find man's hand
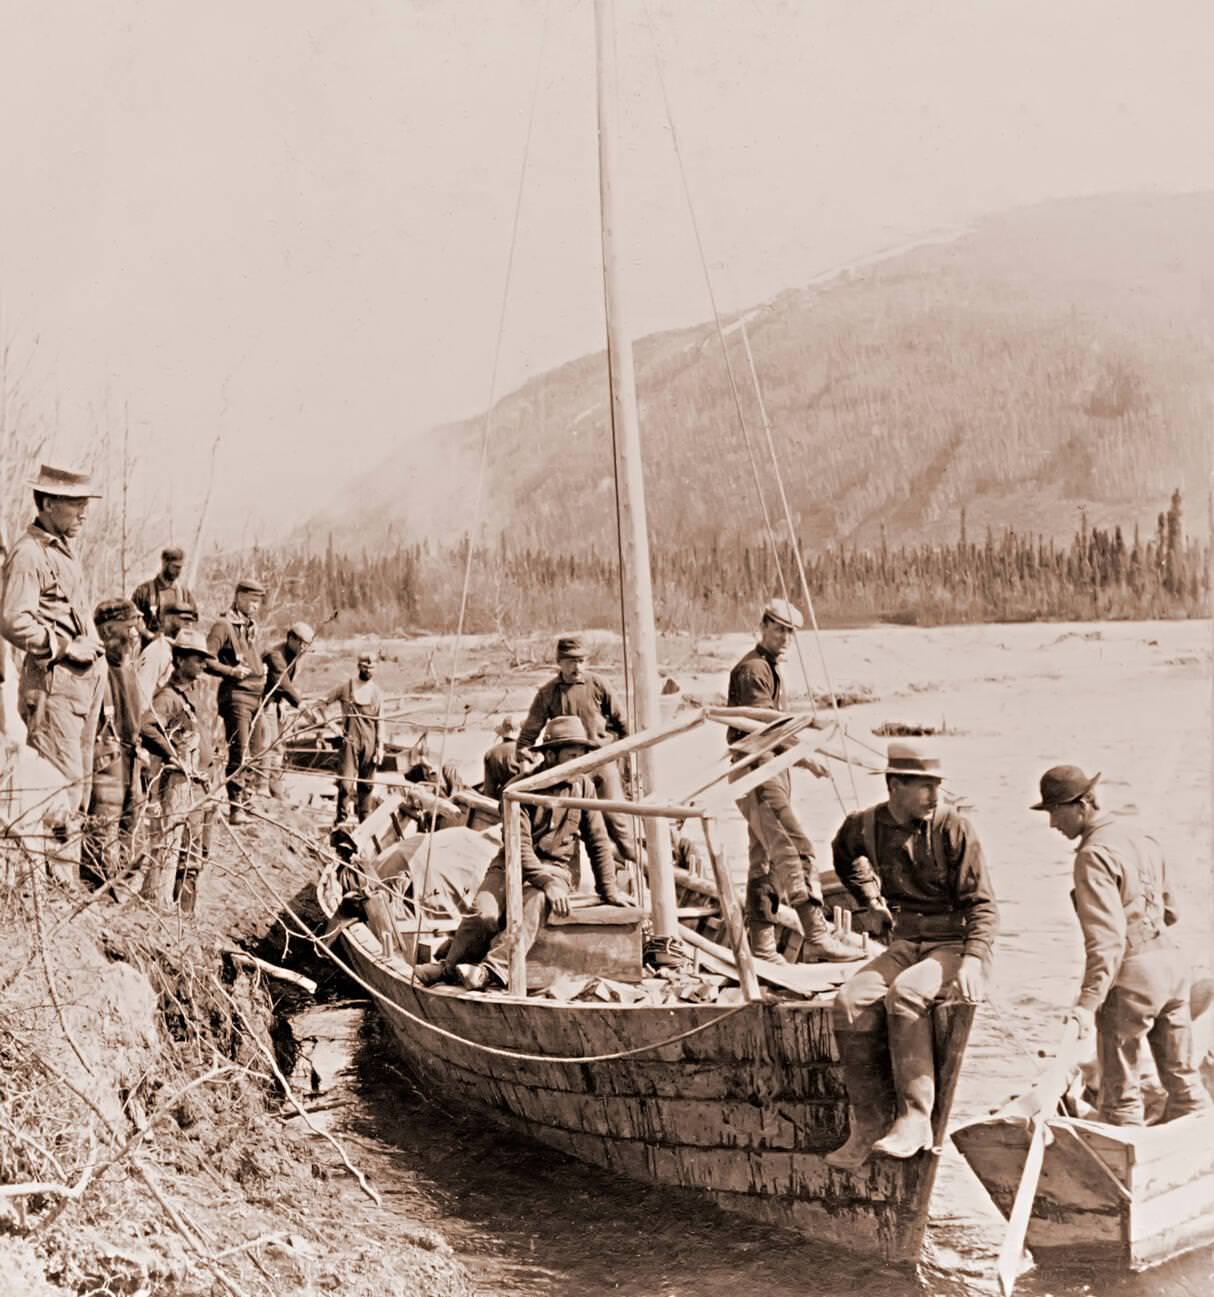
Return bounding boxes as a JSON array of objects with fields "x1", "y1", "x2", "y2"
[
  {"x1": 374, "y1": 747, "x2": 385, "y2": 768},
  {"x1": 542, "y1": 877, "x2": 571, "y2": 917},
  {"x1": 949, "y1": 955, "x2": 986, "y2": 1004},
  {"x1": 856, "y1": 897, "x2": 894, "y2": 937},
  {"x1": 61, "y1": 635, "x2": 101, "y2": 666},
  {"x1": 1066, "y1": 1004, "x2": 1095, "y2": 1035},
  {"x1": 232, "y1": 664, "x2": 251, "y2": 681},
  {"x1": 796, "y1": 755, "x2": 829, "y2": 779}
]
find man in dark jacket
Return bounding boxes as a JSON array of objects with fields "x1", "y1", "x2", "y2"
[
  {"x1": 259, "y1": 621, "x2": 314, "y2": 798},
  {"x1": 826, "y1": 742, "x2": 998, "y2": 1168},
  {"x1": 206, "y1": 578, "x2": 267, "y2": 823},
  {"x1": 131, "y1": 546, "x2": 196, "y2": 636},
  {"x1": 482, "y1": 717, "x2": 521, "y2": 802},
  {"x1": 728, "y1": 599, "x2": 859, "y2": 964},
  {"x1": 417, "y1": 716, "x2": 626, "y2": 991},
  {"x1": 517, "y1": 636, "x2": 635, "y2": 862}
]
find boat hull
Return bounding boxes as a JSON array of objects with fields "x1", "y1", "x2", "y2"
[{"x1": 340, "y1": 917, "x2": 974, "y2": 1263}]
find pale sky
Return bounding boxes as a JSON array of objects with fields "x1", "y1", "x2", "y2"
[{"x1": 1, "y1": 0, "x2": 1210, "y2": 549}]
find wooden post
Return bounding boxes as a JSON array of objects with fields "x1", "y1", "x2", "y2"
[
  {"x1": 700, "y1": 816, "x2": 760, "y2": 1002},
  {"x1": 594, "y1": 0, "x2": 677, "y2": 942},
  {"x1": 503, "y1": 796, "x2": 527, "y2": 995}
]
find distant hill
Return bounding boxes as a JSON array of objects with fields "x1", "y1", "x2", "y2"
[{"x1": 298, "y1": 192, "x2": 1213, "y2": 557}]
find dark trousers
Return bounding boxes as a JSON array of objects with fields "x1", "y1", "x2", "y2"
[
  {"x1": 219, "y1": 690, "x2": 261, "y2": 808},
  {"x1": 336, "y1": 737, "x2": 377, "y2": 824},
  {"x1": 83, "y1": 756, "x2": 144, "y2": 887},
  {"x1": 739, "y1": 770, "x2": 821, "y2": 910},
  {"x1": 593, "y1": 760, "x2": 635, "y2": 860}
]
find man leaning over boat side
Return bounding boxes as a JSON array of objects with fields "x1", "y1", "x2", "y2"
[
  {"x1": 825, "y1": 742, "x2": 997, "y2": 1169},
  {"x1": 516, "y1": 635, "x2": 636, "y2": 864},
  {"x1": 415, "y1": 715, "x2": 627, "y2": 992},
  {"x1": 1033, "y1": 765, "x2": 1211, "y2": 1126},
  {"x1": 727, "y1": 598, "x2": 860, "y2": 964}
]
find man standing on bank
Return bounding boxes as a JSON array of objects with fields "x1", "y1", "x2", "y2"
[
  {"x1": 1033, "y1": 765, "x2": 1210, "y2": 1125},
  {"x1": 206, "y1": 578, "x2": 267, "y2": 824},
  {"x1": 517, "y1": 636, "x2": 635, "y2": 863},
  {"x1": 826, "y1": 742, "x2": 997, "y2": 1169},
  {"x1": 259, "y1": 621, "x2": 314, "y2": 799},
  {"x1": 136, "y1": 596, "x2": 200, "y2": 712},
  {"x1": 132, "y1": 546, "x2": 196, "y2": 636},
  {"x1": 311, "y1": 652, "x2": 383, "y2": 826},
  {"x1": 0, "y1": 465, "x2": 106, "y2": 862},
  {"x1": 727, "y1": 598, "x2": 860, "y2": 964}
]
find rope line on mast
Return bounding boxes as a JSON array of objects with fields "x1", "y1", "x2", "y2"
[{"x1": 408, "y1": 0, "x2": 553, "y2": 980}]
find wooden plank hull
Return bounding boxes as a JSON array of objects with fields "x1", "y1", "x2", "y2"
[
  {"x1": 953, "y1": 1105, "x2": 1214, "y2": 1272},
  {"x1": 340, "y1": 917, "x2": 974, "y2": 1263}
]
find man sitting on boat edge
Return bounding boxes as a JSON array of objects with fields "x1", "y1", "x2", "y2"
[
  {"x1": 1033, "y1": 764, "x2": 1211, "y2": 1126},
  {"x1": 415, "y1": 715, "x2": 628, "y2": 991},
  {"x1": 825, "y1": 742, "x2": 998, "y2": 1169}
]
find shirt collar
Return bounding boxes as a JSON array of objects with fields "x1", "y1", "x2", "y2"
[
  {"x1": 28, "y1": 520, "x2": 74, "y2": 560},
  {"x1": 1076, "y1": 815, "x2": 1115, "y2": 850}
]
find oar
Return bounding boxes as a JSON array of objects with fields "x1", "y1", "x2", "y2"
[{"x1": 996, "y1": 1018, "x2": 1083, "y2": 1296}]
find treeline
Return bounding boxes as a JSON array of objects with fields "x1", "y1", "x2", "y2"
[{"x1": 209, "y1": 490, "x2": 1208, "y2": 636}]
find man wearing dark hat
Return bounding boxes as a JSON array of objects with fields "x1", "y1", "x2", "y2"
[
  {"x1": 517, "y1": 636, "x2": 635, "y2": 862},
  {"x1": 131, "y1": 546, "x2": 196, "y2": 637},
  {"x1": 727, "y1": 598, "x2": 859, "y2": 965},
  {"x1": 0, "y1": 465, "x2": 106, "y2": 861},
  {"x1": 416, "y1": 715, "x2": 627, "y2": 991},
  {"x1": 84, "y1": 598, "x2": 148, "y2": 888},
  {"x1": 825, "y1": 741, "x2": 997, "y2": 1168},
  {"x1": 1033, "y1": 765, "x2": 1209, "y2": 1126},
  {"x1": 258, "y1": 621, "x2": 315, "y2": 799},
  {"x1": 140, "y1": 629, "x2": 218, "y2": 912},
  {"x1": 481, "y1": 716, "x2": 521, "y2": 803},
  {"x1": 206, "y1": 578, "x2": 268, "y2": 823},
  {"x1": 310, "y1": 651, "x2": 384, "y2": 826}
]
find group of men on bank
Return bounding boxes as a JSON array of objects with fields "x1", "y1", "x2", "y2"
[{"x1": 0, "y1": 463, "x2": 383, "y2": 911}]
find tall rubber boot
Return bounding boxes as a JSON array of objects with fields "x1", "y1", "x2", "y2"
[
  {"x1": 872, "y1": 1011, "x2": 937, "y2": 1158},
  {"x1": 796, "y1": 900, "x2": 865, "y2": 963},
  {"x1": 825, "y1": 1029, "x2": 895, "y2": 1170},
  {"x1": 747, "y1": 921, "x2": 786, "y2": 964}
]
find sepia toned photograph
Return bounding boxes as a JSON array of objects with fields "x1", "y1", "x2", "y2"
[{"x1": 0, "y1": 2, "x2": 1210, "y2": 1294}]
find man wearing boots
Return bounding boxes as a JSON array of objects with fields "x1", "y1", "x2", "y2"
[
  {"x1": 727, "y1": 598, "x2": 860, "y2": 964},
  {"x1": 139, "y1": 629, "x2": 217, "y2": 913},
  {"x1": 825, "y1": 742, "x2": 997, "y2": 1169},
  {"x1": 206, "y1": 578, "x2": 267, "y2": 824},
  {"x1": 1033, "y1": 765, "x2": 1210, "y2": 1125},
  {"x1": 416, "y1": 716, "x2": 626, "y2": 991},
  {"x1": 310, "y1": 651, "x2": 383, "y2": 826}
]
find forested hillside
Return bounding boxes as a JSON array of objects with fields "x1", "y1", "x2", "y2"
[{"x1": 300, "y1": 191, "x2": 1212, "y2": 557}]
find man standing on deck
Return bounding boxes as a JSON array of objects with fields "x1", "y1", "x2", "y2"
[
  {"x1": 309, "y1": 652, "x2": 383, "y2": 826},
  {"x1": 259, "y1": 622, "x2": 315, "y2": 799},
  {"x1": 206, "y1": 578, "x2": 267, "y2": 824},
  {"x1": 825, "y1": 742, "x2": 997, "y2": 1168},
  {"x1": 0, "y1": 464, "x2": 106, "y2": 877},
  {"x1": 415, "y1": 716, "x2": 627, "y2": 991},
  {"x1": 131, "y1": 546, "x2": 196, "y2": 636},
  {"x1": 727, "y1": 599, "x2": 860, "y2": 964},
  {"x1": 517, "y1": 636, "x2": 636, "y2": 863},
  {"x1": 1033, "y1": 765, "x2": 1210, "y2": 1126}
]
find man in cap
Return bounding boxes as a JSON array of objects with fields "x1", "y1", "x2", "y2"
[
  {"x1": 727, "y1": 598, "x2": 860, "y2": 964},
  {"x1": 517, "y1": 636, "x2": 635, "y2": 863},
  {"x1": 0, "y1": 465, "x2": 106, "y2": 872},
  {"x1": 131, "y1": 546, "x2": 196, "y2": 637},
  {"x1": 258, "y1": 622, "x2": 315, "y2": 799},
  {"x1": 416, "y1": 715, "x2": 627, "y2": 991},
  {"x1": 825, "y1": 741, "x2": 998, "y2": 1168},
  {"x1": 206, "y1": 578, "x2": 268, "y2": 824},
  {"x1": 310, "y1": 651, "x2": 384, "y2": 826},
  {"x1": 140, "y1": 629, "x2": 218, "y2": 913},
  {"x1": 136, "y1": 595, "x2": 200, "y2": 712},
  {"x1": 482, "y1": 716, "x2": 521, "y2": 803},
  {"x1": 83, "y1": 599, "x2": 148, "y2": 889},
  {"x1": 1032, "y1": 765, "x2": 1209, "y2": 1125}
]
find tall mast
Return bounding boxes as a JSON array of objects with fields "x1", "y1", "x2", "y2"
[{"x1": 594, "y1": 0, "x2": 678, "y2": 942}]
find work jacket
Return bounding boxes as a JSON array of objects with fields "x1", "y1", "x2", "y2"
[
  {"x1": 131, "y1": 573, "x2": 196, "y2": 634},
  {"x1": 0, "y1": 522, "x2": 98, "y2": 663},
  {"x1": 503, "y1": 769, "x2": 616, "y2": 892},
  {"x1": 263, "y1": 640, "x2": 304, "y2": 708},
  {"x1": 517, "y1": 674, "x2": 628, "y2": 753},
  {"x1": 207, "y1": 609, "x2": 265, "y2": 699},
  {"x1": 726, "y1": 644, "x2": 788, "y2": 749}
]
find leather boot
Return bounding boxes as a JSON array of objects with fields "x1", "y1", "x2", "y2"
[
  {"x1": 825, "y1": 1029, "x2": 894, "y2": 1170},
  {"x1": 796, "y1": 901, "x2": 865, "y2": 963},
  {"x1": 872, "y1": 1012, "x2": 936, "y2": 1158},
  {"x1": 747, "y1": 921, "x2": 786, "y2": 964}
]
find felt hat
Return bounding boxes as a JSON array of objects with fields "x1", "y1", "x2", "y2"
[
  {"x1": 532, "y1": 716, "x2": 598, "y2": 752},
  {"x1": 170, "y1": 628, "x2": 216, "y2": 660},
  {"x1": 28, "y1": 464, "x2": 102, "y2": 498},
  {"x1": 877, "y1": 740, "x2": 948, "y2": 781},
  {"x1": 1031, "y1": 765, "x2": 1101, "y2": 810},
  {"x1": 495, "y1": 717, "x2": 516, "y2": 738},
  {"x1": 555, "y1": 635, "x2": 588, "y2": 661}
]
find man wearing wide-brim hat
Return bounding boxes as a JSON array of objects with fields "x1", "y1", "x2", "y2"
[
  {"x1": 139, "y1": 628, "x2": 219, "y2": 913},
  {"x1": 516, "y1": 635, "x2": 636, "y2": 863},
  {"x1": 416, "y1": 715, "x2": 627, "y2": 991},
  {"x1": 136, "y1": 594, "x2": 202, "y2": 713},
  {"x1": 481, "y1": 715, "x2": 520, "y2": 805},
  {"x1": 1032, "y1": 764, "x2": 1210, "y2": 1126},
  {"x1": 206, "y1": 578, "x2": 268, "y2": 823},
  {"x1": 726, "y1": 598, "x2": 860, "y2": 964},
  {"x1": 0, "y1": 465, "x2": 107, "y2": 872},
  {"x1": 825, "y1": 740, "x2": 999, "y2": 1169},
  {"x1": 131, "y1": 545, "x2": 196, "y2": 638}
]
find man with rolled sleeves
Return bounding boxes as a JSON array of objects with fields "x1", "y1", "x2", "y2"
[
  {"x1": 259, "y1": 621, "x2": 314, "y2": 799},
  {"x1": 1033, "y1": 765, "x2": 1210, "y2": 1126},
  {"x1": 727, "y1": 598, "x2": 860, "y2": 965},
  {"x1": 206, "y1": 578, "x2": 267, "y2": 824},
  {"x1": 517, "y1": 636, "x2": 635, "y2": 863},
  {"x1": 131, "y1": 546, "x2": 196, "y2": 637},
  {"x1": 0, "y1": 465, "x2": 106, "y2": 869},
  {"x1": 309, "y1": 651, "x2": 383, "y2": 826},
  {"x1": 826, "y1": 742, "x2": 997, "y2": 1168}
]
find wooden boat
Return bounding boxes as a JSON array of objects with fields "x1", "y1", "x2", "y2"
[
  {"x1": 314, "y1": 0, "x2": 979, "y2": 1264},
  {"x1": 952, "y1": 1000, "x2": 1214, "y2": 1274}
]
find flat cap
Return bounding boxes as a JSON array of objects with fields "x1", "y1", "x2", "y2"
[
  {"x1": 235, "y1": 577, "x2": 266, "y2": 595},
  {"x1": 555, "y1": 635, "x2": 588, "y2": 660},
  {"x1": 289, "y1": 621, "x2": 315, "y2": 645},
  {"x1": 160, "y1": 595, "x2": 198, "y2": 617},
  {"x1": 761, "y1": 598, "x2": 804, "y2": 631},
  {"x1": 161, "y1": 546, "x2": 185, "y2": 561},
  {"x1": 356, "y1": 651, "x2": 376, "y2": 665},
  {"x1": 94, "y1": 598, "x2": 140, "y2": 627}
]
